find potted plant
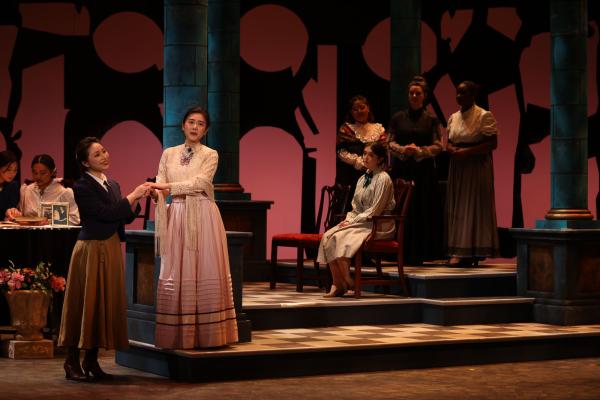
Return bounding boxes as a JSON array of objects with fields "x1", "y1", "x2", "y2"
[{"x1": 0, "y1": 261, "x2": 66, "y2": 341}]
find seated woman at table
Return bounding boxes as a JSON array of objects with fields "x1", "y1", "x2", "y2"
[
  {"x1": 317, "y1": 142, "x2": 396, "y2": 297},
  {"x1": 19, "y1": 154, "x2": 80, "y2": 225},
  {"x1": 0, "y1": 150, "x2": 20, "y2": 220}
]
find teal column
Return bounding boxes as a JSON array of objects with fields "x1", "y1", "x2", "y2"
[
  {"x1": 163, "y1": 0, "x2": 208, "y2": 149},
  {"x1": 543, "y1": 0, "x2": 593, "y2": 222},
  {"x1": 390, "y1": 0, "x2": 421, "y2": 114},
  {"x1": 208, "y1": 0, "x2": 247, "y2": 198}
]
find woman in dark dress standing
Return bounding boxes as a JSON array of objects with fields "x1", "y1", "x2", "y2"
[
  {"x1": 58, "y1": 137, "x2": 150, "y2": 381},
  {"x1": 336, "y1": 95, "x2": 387, "y2": 189},
  {"x1": 388, "y1": 76, "x2": 444, "y2": 265}
]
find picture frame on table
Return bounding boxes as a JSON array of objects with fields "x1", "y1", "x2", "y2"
[
  {"x1": 40, "y1": 202, "x2": 53, "y2": 221},
  {"x1": 51, "y1": 202, "x2": 69, "y2": 226},
  {"x1": 41, "y1": 202, "x2": 69, "y2": 226}
]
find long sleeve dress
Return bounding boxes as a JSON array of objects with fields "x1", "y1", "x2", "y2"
[
  {"x1": 154, "y1": 143, "x2": 238, "y2": 349},
  {"x1": 336, "y1": 122, "x2": 387, "y2": 187},
  {"x1": 317, "y1": 170, "x2": 395, "y2": 264},
  {"x1": 388, "y1": 107, "x2": 444, "y2": 265},
  {"x1": 19, "y1": 179, "x2": 80, "y2": 225},
  {"x1": 446, "y1": 104, "x2": 500, "y2": 258},
  {"x1": 59, "y1": 173, "x2": 137, "y2": 350}
]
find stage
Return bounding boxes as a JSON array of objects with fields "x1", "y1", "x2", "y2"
[{"x1": 116, "y1": 262, "x2": 600, "y2": 381}]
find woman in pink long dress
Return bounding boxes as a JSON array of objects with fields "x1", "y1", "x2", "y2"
[{"x1": 150, "y1": 106, "x2": 238, "y2": 349}]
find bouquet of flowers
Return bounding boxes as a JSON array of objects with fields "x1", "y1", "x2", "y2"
[{"x1": 0, "y1": 260, "x2": 66, "y2": 293}]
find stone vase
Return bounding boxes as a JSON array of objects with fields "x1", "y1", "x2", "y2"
[{"x1": 4, "y1": 290, "x2": 50, "y2": 341}]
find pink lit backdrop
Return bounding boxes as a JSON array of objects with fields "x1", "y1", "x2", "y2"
[{"x1": 1, "y1": 4, "x2": 598, "y2": 259}]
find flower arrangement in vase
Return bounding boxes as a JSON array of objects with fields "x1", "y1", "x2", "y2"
[{"x1": 0, "y1": 261, "x2": 66, "y2": 340}]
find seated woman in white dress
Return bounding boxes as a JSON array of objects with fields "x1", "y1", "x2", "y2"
[
  {"x1": 317, "y1": 142, "x2": 396, "y2": 297},
  {"x1": 19, "y1": 154, "x2": 80, "y2": 225}
]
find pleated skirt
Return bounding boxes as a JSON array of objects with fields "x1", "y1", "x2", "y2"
[
  {"x1": 58, "y1": 233, "x2": 128, "y2": 350},
  {"x1": 154, "y1": 197, "x2": 238, "y2": 349},
  {"x1": 446, "y1": 153, "x2": 500, "y2": 258}
]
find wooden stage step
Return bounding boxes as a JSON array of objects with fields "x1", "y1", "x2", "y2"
[
  {"x1": 117, "y1": 322, "x2": 600, "y2": 381},
  {"x1": 244, "y1": 282, "x2": 533, "y2": 329}
]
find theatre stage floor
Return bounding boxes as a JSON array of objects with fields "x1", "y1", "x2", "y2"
[
  {"x1": 1, "y1": 352, "x2": 599, "y2": 400},
  {"x1": 3, "y1": 262, "x2": 600, "y2": 397}
]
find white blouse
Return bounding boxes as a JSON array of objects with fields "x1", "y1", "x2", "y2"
[
  {"x1": 447, "y1": 104, "x2": 498, "y2": 144},
  {"x1": 19, "y1": 179, "x2": 80, "y2": 225}
]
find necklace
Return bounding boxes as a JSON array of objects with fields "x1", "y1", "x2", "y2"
[{"x1": 180, "y1": 145, "x2": 194, "y2": 166}]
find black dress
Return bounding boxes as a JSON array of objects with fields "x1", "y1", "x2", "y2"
[
  {"x1": 388, "y1": 108, "x2": 444, "y2": 265},
  {"x1": 0, "y1": 180, "x2": 19, "y2": 219}
]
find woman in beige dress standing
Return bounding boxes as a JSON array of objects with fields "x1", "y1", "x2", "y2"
[
  {"x1": 149, "y1": 106, "x2": 238, "y2": 349},
  {"x1": 317, "y1": 142, "x2": 395, "y2": 297},
  {"x1": 446, "y1": 81, "x2": 500, "y2": 266}
]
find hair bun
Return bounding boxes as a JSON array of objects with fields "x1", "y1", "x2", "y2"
[{"x1": 408, "y1": 75, "x2": 429, "y2": 93}]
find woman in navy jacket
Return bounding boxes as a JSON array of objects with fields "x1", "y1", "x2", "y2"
[{"x1": 58, "y1": 137, "x2": 150, "y2": 381}]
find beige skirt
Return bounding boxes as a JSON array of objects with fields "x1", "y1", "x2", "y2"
[
  {"x1": 58, "y1": 233, "x2": 128, "y2": 350},
  {"x1": 446, "y1": 153, "x2": 500, "y2": 258}
]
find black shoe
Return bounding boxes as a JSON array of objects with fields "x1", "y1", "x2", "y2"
[
  {"x1": 82, "y1": 348, "x2": 113, "y2": 381},
  {"x1": 81, "y1": 359, "x2": 113, "y2": 380},
  {"x1": 64, "y1": 348, "x2": 87, "y2": 381}
]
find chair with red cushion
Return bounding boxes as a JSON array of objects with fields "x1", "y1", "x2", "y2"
[
  {"x1": 353, "y1": 179, "x2": 414, "y2": 298},
  {"x1": 271, "y1": 184, "x2": 351, "y2": 292}
]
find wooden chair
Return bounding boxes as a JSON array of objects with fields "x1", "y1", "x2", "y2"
[
  {"x1": 271, "y1": 184, "x2": 351, "y2": 292},
  {"x1": 353, "y1": 179, "x2": 414, "y2": 298}
]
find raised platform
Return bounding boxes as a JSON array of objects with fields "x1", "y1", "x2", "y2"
[
  {"x1": 244, "y1": 282, "x2": 533, "y2": 329},
  {"x1": 116, "y1": 261, "x2": 600, "y2": 381},
  {"x1": 272, "y1": 260, "x2": 517, "y2": 298},
  {"x1": 117, "y1": 322, "x2": 600, "y2": 381}
]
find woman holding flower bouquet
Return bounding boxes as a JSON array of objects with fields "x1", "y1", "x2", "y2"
[{"x1": 58, "y1": 137, "x2": 151, "y2": 381}]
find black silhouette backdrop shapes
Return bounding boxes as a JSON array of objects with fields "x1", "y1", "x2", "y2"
[
  {"x1": 241, "y1": 0, "x2": 389, "y2": 233},
  {"x1": 2, "y1": 0, "x2": 599, "y2": 238},
  {"x1": 0, "y1": 0, "x2": 163, "y2": 181}
]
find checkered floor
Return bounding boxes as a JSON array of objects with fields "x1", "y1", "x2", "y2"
[
  {"x1": 132, "y1": 261, "x2": 600, "y2": 359},
  {"x1": 132, "y1": 322, "x2": 600, "y2": 357},
  {"x1": 244, "y1": 282, "x2": 410, "y2": 308},
  {"x1": 246, "y1": 260, "x2": 518, "y2": 308},
  {"x1": 276, "y1": 259, "x2": 516, "y2": 278}
]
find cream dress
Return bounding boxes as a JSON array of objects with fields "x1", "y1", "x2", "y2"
[
  {"x1": 446, "y1": 104, "x2": 500, "y2": 258},
  {"x1": 317, "y1": 170, "x2": 395, "y2": 263},
  {"x1": 154, "y1": 143, "x2": 238, "y2": 349}
]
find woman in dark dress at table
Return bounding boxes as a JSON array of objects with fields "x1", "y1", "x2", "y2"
[
  {"x1": 388, "y1": 76, "x2": 444, "y2": 265},
  {"x1": 58, "y1": 137, "x2": 150, "y2": 381},
  {"x1": 0, "y1": 150, "x2": 20, "y2": 220}
]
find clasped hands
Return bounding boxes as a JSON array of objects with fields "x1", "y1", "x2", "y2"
[
  {"x1": 401, "y1": 143, "x2": 420, "y2": 156},
  {"x1": 133, "y1": 181, "x2": 172, "y2": 201},
  {"x1": 446, "y1": 143, "x2": 468, "y2": 159}
]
